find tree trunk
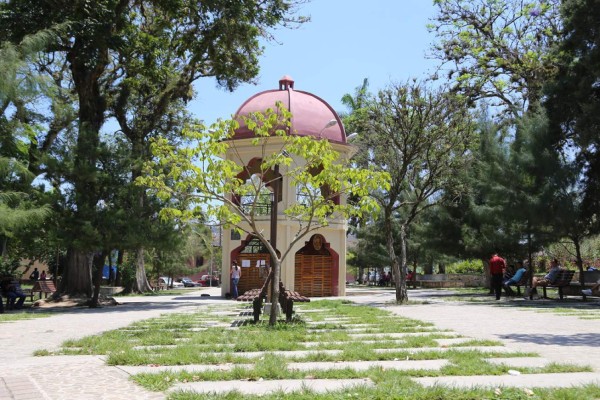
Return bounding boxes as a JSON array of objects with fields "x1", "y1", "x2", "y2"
[
  {"x1": 115, "y1": 249, "x2": 124, "y2": 286},
  {"x1": 60, "y1": 248, "x2": 93, "y2": 297},
  {"x1": 132, "y1": 247, "x2": 153, "y2": 293},
  {"x1": 573, "y1": 236, "x2": 585, "y2": 287},
  {"x1": 527, "y1": 225, "x2": 534, "y2": 287},
  {"x1": 394, "y1": 225, "x2": 408, "y2": 303},
  {"x1": 90, "y1": 251, "x2": 108, "y2": 308},
  {"x1": 424, "y1": 263, "x2": 433, "y2": 275},
  {"x1": 128, "y1": 138, "x2": 153, "y2": 293},
  {"x1": 1, "y1": 236, "x2": 7, "y2": 258},
  {"x1": 269, "y1": 259, "x2": 281, "y2": 325},
  {"x1": 483, "y1": 258, "x2": 492, "y2": 292}
]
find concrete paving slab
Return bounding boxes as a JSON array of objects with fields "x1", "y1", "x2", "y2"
[
  {"x1": 119, "y1": 359, "x2": 450, "y2": 375},
  {"x1": 288, "y1": 359, "x2": 450, "y2": 371},
  {"x1": 169, "y1": 378, "x2": 374, "y2": 395},
  {"x1": 436, "y1": 338, "x2": 477, "y2": 347},
  {"x1": 485, "y1": 357, "x2": 550, "y2": 368},
  {"x1": 350, "y1": 331, "x2": 452, "y2": 339},
  {"x1": 373, "y1": 346, "x2": 512, "y2": 354},
  {"x1": 414, "y1": 372, "x2": 600, "y2": 388},
  {"x1": 118, "y1": 363, "x2": 254, "y2": 375},
  {"x1": 206, "y1": 349, "x2": 344, "y2": 358},
  {"x1": 301, "y1": 339, "x2": 406, "y2": 347}
]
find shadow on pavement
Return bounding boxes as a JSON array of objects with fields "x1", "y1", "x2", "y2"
[{"x1": 500, "y1": 332, "x2": 600, "y2": 347}]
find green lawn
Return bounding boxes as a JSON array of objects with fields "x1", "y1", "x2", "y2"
[{"x1": 39, "y1": 299, "x2": 598, "y2": 399}]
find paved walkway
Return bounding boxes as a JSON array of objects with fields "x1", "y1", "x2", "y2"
[
  {"x1": 1, "y1": 287, "x2": 599, "y2": 399},
  {"x1": 0, "y1": 288, "x2": 224, "y2": 400}
]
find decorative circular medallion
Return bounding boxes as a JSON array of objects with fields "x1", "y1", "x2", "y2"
[{"x1": 313, "y1": 235, "x2": 323, "y2": 251}]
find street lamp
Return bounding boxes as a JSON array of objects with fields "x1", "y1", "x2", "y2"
[
  {"x1": 346, "y1": 132, "x2": 358, "y2": 141},
  {"x1": 318, "y1": 119, "x2": 338, "y2": 138}
]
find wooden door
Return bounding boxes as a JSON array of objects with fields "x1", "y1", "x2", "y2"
[{"x1": 294, "y1": 253, "x2": 333, "y2": 297}]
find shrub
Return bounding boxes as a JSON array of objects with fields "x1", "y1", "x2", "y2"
[{"x1": 445, "y1": 259, "x2": 484, "y2": 274}]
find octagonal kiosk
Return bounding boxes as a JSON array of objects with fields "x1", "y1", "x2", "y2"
[{"x1": 221, "y1": 76, "x2": 355, "y2": 298}]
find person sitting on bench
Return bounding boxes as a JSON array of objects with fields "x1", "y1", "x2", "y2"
[
  {"x1": 503, "y1": 261, "x2": 526, "y2": 296},
  {"x1": 582, "y1": 280, "x2": 600, "y2": 296},
  {"x1": 1, "y1": 277, "x2": 27, "y2": 310},
  {"x1": 530, "y1": 259, "x2": 561, "y2": 298}
]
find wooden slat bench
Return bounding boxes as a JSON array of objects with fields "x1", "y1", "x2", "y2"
[
  {"x1": 278, "y1": 282, "x2": 310, "y2": 322},
  {"x1": 503, "y1": 270, "x2": 530, "y2": 296},
  {"x1": 237, "y1": 271, "x2": 273, "y2": 323},
  {"x1": 31, "y1": 280, "x2": 56, "y2": 299},
  {"x1": 531, "y1": 270, "x2": 576, "y2": 300}
]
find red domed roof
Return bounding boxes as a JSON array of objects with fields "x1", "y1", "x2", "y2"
[{"x1": 232, "y1": 76, "x2": 347, "y2": 143}]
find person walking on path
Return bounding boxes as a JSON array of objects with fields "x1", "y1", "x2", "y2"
[
  {"x1": 231, "y1": 261, "x2": 241, "y2": 299},
  {"x1": 489, "y1": 252, "x2": 506, "y2": 300}
]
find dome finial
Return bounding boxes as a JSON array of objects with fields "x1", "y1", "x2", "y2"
[{"x1": 279, "y1": 75, "x2": 294, "y2": 90}]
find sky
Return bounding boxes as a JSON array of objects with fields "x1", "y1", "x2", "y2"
[{"x1": 189, "y1": 0, "x2": 439, "y2": 126}]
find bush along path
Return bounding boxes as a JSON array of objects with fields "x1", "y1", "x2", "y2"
[{"x1": 43, "y1": 299, "x2": 600, "y2": 400}]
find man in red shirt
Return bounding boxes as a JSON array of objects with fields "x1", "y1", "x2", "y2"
[{"x1": 489, "y1": 253, "x2": 506, "y2": 300}]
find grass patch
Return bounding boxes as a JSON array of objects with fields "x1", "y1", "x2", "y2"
[
  {"x1": 41, "y1": 299, "x2": 597, "y2": 399},
  {"x1": 0, "y1": 311, "x2": 51, "y2": 323}
]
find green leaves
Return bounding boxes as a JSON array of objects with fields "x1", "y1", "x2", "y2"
[
  {"x1": 141, "y1": 104, "x2": 388, "y2": 263},
  {"x1": 430, "y1": 0, "x2": 562, "y2": 120}
]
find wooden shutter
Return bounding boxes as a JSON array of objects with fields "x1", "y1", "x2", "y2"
[{"x1": 294, "y1": 253, "x2": 333, "y2": 297}]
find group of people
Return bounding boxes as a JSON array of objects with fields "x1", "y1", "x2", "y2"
[
  {"x1": 490, "y1": 253, "x2": 561, "y2": 300},
  {"x1": 491, "y1": 253, "x2": 600, "y2": 300},
  {"x1": 28, "y1": 267, "x2": 48, "y2": 281}
]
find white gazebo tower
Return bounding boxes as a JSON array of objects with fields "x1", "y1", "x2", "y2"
[{"x1": 220, "y1": 76, "x2": 355, "y2": 297}]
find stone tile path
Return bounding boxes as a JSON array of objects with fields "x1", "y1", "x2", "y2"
[{"x1": 1, "y1": 287, "x2": 599, "y2": 399}]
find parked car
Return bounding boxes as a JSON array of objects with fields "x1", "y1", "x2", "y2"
[
  {"x1": 180, "y1": 277, "x2": 197, "y2": 287},
  {"x1": 197, "y1": 274, "x2": 220, "y2": 287},
  {"x1": 158, "y1": 277, "x2": 184, "y2": 289}
]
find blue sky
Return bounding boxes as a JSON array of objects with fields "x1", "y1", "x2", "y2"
[{"x1": 190, "y1": 0, "x2": 439, "y2": 125}]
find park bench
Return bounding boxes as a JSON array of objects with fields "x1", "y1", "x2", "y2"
[
  {"x1": 278, "y1": 281, "x2": 310, "y2": 322},
  {"x1": 503, "y1": 270, "x2": 530, "y2": 296},
  {"x1": 237, "y1": 271, "x2": 273, "y2": 323},
  {"x1": 530, "y1": 270, "x2": 575, "y2": 300},
  {"x1": 30, "y1": 280, "x2": 56, "y2": 299},
  {"x1": 237, "y1": 272, "x2": 310, "y2": 322}
]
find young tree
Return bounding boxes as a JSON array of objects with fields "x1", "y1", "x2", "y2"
[
  {"x1": 140, "y1": 105, "x2": 388, "y2": 325},
  {"x1": 345, "y1": 81, "x2": 477, "y2": 303}
]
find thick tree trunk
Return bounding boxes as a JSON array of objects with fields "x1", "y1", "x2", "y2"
[
  {"x1": 132, "y1": 247, "x2": 153, "y2": 293},
  {"x1": 60, "y1": 248, "x2": 93, "y2": 297},
  {"x1": 128, "y1": 139, "x2": 153, "y2": 293},
  {"x1": 90, "y1": 251, "x2": 108, "y2": 308},
  {"x1": 424, "y1": 263, "x2": 434, "y2": 275}
]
